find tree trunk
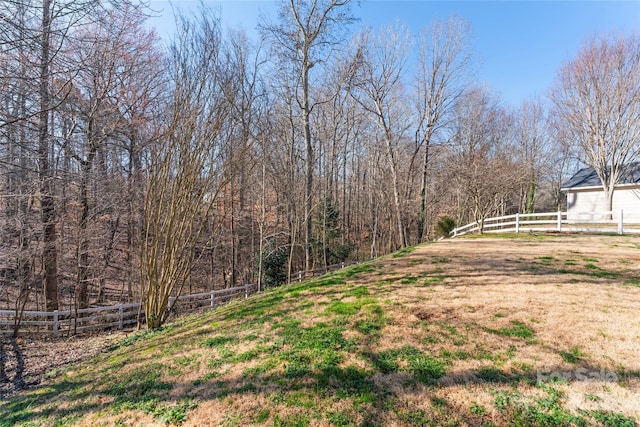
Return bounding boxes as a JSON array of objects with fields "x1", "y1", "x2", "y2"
[
  {"x1": 38, "y1": 0, "x2": 58, "y2": 312},
  {"x1": 302, "y1": 63, "x2": 313, "y2": 271},
  {"x1": 605, "y1": 185, "x2": 614, "y2": 219},
  {"x1": 383, "y1": 128, "x2": 406, "y2": 249},
  {"x1": 526, "y1": 179, "x2": 535, "y2": 213},
  {"x1": 417, "y1": 138, "x2": 430, "y2": 243}
]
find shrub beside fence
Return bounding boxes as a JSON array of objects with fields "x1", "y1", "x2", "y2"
[{"x1": 0, "y1": 260, "x2": 364, "y2": 337}]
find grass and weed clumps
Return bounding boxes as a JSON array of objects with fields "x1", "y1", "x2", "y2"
[{"x1": 3, "y1": 235, "x2": 640, "y2": 426}]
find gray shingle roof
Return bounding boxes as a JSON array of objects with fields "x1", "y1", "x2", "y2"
[{"x1": 562, "y1": 163, "x2": 640, "y2": 190}]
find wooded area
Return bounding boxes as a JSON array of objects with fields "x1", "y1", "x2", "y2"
[{"x1": 1, "y1": 0, "x2": 638, "y2": 329}]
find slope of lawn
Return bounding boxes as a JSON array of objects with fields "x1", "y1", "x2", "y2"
[{"x1": 2, "y1": 234, "x2": 640, "y2": 427}]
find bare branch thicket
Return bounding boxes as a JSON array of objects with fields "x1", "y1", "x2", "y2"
[
  {"x1": 0, "y1": 0, "x2": 148, "y2": 313},
  {"x1": 413, "y1": 16, "x2": 474, "y2": 241},
  {"x1": 261, "y1": 0, "x2": 354, "y2": 271},
  {"x1": 448, "y1": 88, "x2": 517, "y2": 231},
  {"x1": 512, "y1": 98, "x2": 556, "y2": 213},
  {"x1": 349, "y1": 24, "x2": 413, "y2": 249},
  {"x1": 56, "y1": 4, "x2": 164, "y2": 309}
]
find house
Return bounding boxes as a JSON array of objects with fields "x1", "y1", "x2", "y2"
[{"x1": 561, "y1": 163, "x2": 640, "y2": 220}]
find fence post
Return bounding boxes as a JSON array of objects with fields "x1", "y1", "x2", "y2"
[
  {"x1": 245, "y1": 285, "x2": 249, "y2": 299},
  {"x1": 168, "y1": 297, "x2": 175, "y2": 313},
  {"x1": 53, "y1": 310, "x2": 59, "y2": 338},
  {"x1": 119, "y1": 305, "x2": 124, "y2": 329},
  {"x1": 298, "y1": 271, "x2": 302, "y2": 282},
  {"x1": 618, "y1": 210, "x2": 624, "y2": 235},
  {"x1": 557, "y1": 211, "x2": 562, "y2": 231},
  {"x1": 515, "y1": 213, "x2": 520, "y2": 233},
  {"x1": 211, "y1": 291, "x2": 215, "y2": 307}
]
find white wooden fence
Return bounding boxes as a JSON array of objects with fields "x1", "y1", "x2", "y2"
[
  {"x1": 0, "y1": 303, "x2": 142, "y2": 337},
  {"x1": 450, "y1": 210, "x2": 640, "y2": 238},
  {"x1": 167, "y1": 283, "x2": 257, "y2": 315},
  {"x1": 0, "y1": 259, "x2": 366, "y2": 337},
  {"x1": 0, "y1": 283, "x2": 257, "y2": 337}
]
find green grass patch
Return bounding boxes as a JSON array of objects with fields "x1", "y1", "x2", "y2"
[
  {"x1": 623, "y1": 279, "x2": 640, "y2": 287},
  {"x1": 272, "y1": 413, "x2": 311, "y2": 427},
  {"x1": 348, "y1": 286, "x2": 369, "y2": 297},
  {"x1": 152, "y1": 400, "x2": 198, "y2": 426},
  {"x1": 559, "y1": 266, "x2": 620, "y2": 280},
  {"x1": 338, "y1": 263, "x2": 377, "y2": 278},
  {"x1": 354, "y1": 305, "x2": 387, "y2": 337},
  {"x1": 492, "y1": 385, "x2": 587, "y2": 426},
  {"x1": 325, "y1": 410, "x2": 356, "y2": 426},
  {"x1": 174, "y1": 354, "x2": 200, "y2": 368},
  {"x1": 275, "y1": 321, "x2": 353, "y2": 380},
  {"x1": 537, "y1": 256, "x2": 557, "y2": 265},
  {"x1": 423, "y1": 275, "x2": 446, "y2": 285},
  {"x1": 326, "y1": 301, "x2": 361, "y2": 316},
  {"x1": 317, "y1": 365, "x2": 376, "y2": 400},
  {"x1": 396, "y1": 408, "x2": 432, "y2": 425},
  {"x1": 108, "y1": 363, "x2": 173, "y2": 408},
  {"x1": 370, "y1": 346, "x2": 446, "y2": 384},
  {"x1": 486, "y1": 321, "x2": 534, "y2": 339},
  {"x1": 560, "y1": 347, "x2": 584, "y2": 364},
  {"x1": 581, "y1": 409, "x2": 636, "y2": 426},
  {"x1": 470, "y1": 402, "x2": 487, "y2": 415},
  {"x1": 254, "y1": 409, "x2": 270, "y2": 423},
  {"x1": 399, "y1": 274, "x2": 418, "y2": 285},
  {"x1": 313, "y1": 277, "x2": 348, "y2": 287}
]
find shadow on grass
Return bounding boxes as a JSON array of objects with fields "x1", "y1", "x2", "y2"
[
  {"x1": 2, "y1": 341, "x2": 639, "y2": 427},
  {"x1": 0, "y1": 338, "x2": 26, "y2": 397}
]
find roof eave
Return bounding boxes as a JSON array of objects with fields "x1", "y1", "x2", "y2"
[{"x1": 562, "y1": 182, "x2": 640, "y2": 192}]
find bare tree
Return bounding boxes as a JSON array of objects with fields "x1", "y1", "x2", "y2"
[
  {"x1": 141, "y1": 8, "x2": 230, "y2": 329},
  {"x1": 551, "y1": 34, "x2": 640, "y2": 211},
  {"x1": 413, "y1": 16, "x2": 473, "y2": 242}
]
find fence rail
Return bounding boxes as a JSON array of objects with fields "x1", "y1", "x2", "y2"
[
  {"x1": 0, "y1": 303, "x2": 142, "y2": 337},
  {"x1": 450, "y1": 210, "x2": 640, "y2": 238},
  {"x1": 0, "y1": 259, "x2": 362, "y2": 337}
]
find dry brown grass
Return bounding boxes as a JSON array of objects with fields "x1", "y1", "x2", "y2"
[
  {"x1": 2, "y1": 233, "x2": 640, "y2": 426},
  {"x1": 368, "y1": 234, "x2": 640, "y2": 421}
]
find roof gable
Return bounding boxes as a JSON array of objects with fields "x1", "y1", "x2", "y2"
[{"x1": 562, "y1": 163, "x2": 640, "y2": 190}]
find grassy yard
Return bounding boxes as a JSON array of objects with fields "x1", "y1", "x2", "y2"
[{"x1": 2, "y1": 234, "x2": 640, "y2": 426}]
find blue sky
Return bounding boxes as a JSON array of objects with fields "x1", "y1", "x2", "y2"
[{"x1": 148, "y1": 0, "x2": 639, "y2": 107}]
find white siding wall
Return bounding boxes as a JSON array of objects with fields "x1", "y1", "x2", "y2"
[{"x1": 567, "y1": 186, "x2": 640, "y2": 220}]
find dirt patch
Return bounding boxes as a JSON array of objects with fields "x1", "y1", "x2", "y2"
[{"x1": 0, "y1": 331, "x2": 130, "y2": 397}]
